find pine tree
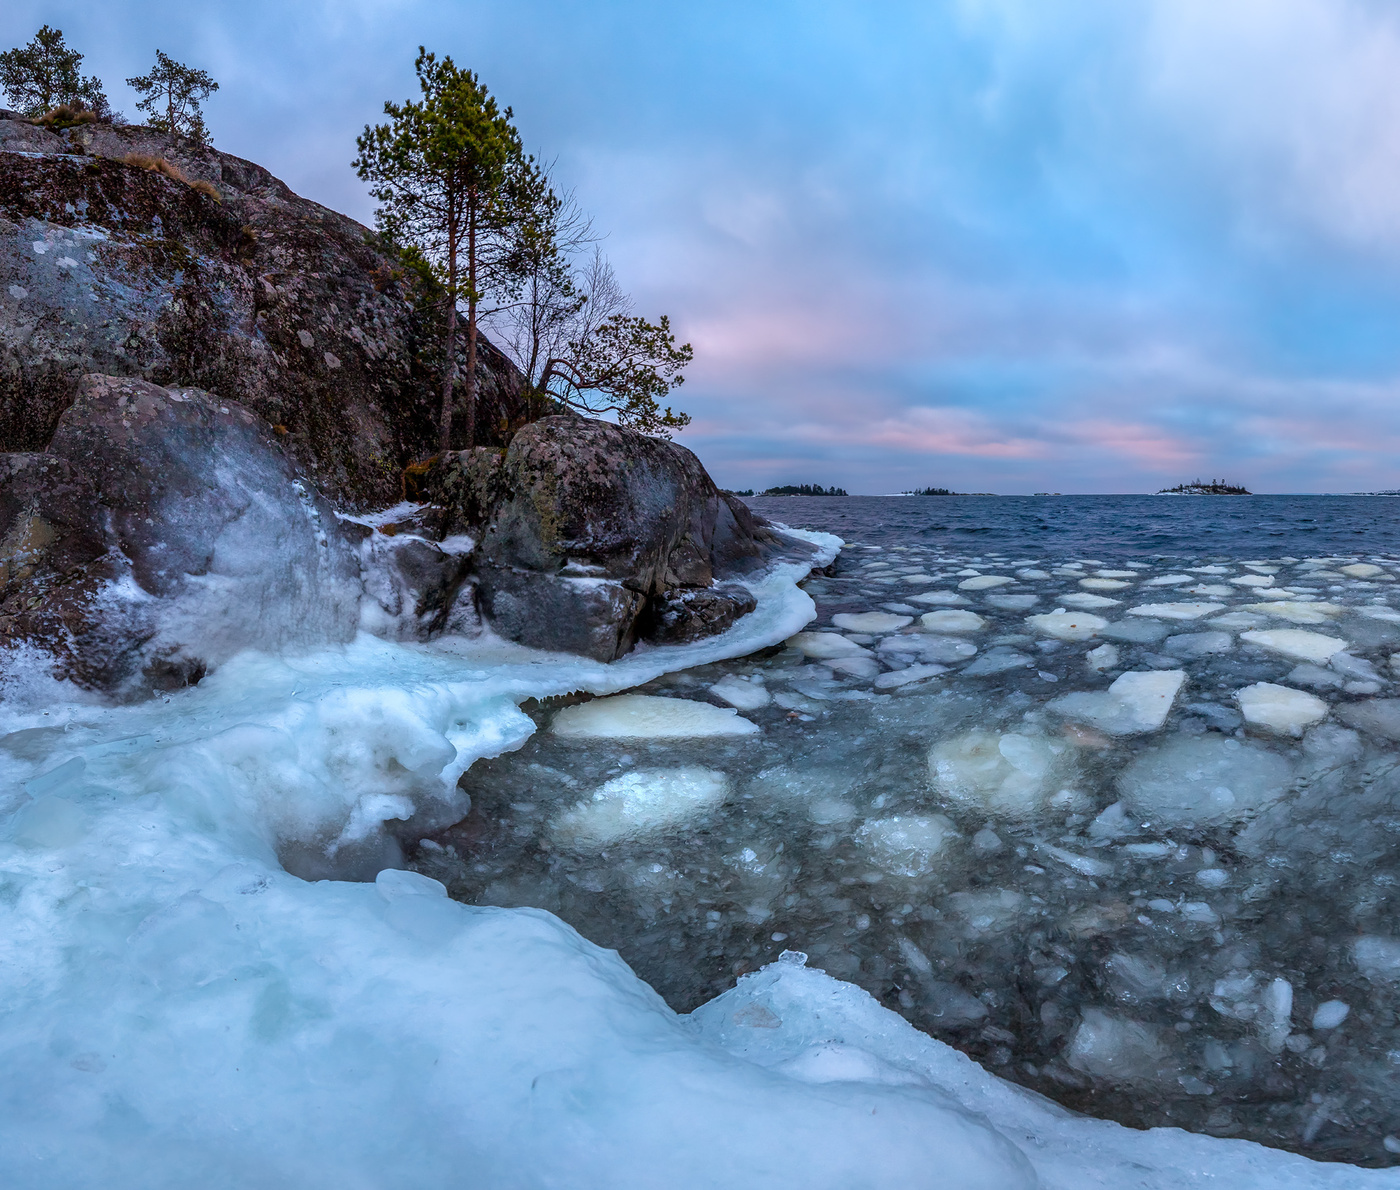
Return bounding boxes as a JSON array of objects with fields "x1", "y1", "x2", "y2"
[
  {"x1": 0, "y1": 25, "x2": 112, "y2": 119},
  {"x1": 127, "y1": 50, "x2": 218, "y2": 145}
]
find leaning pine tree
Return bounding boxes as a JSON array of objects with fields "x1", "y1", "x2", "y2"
[{"x1": 354, "y1": 50, "x2": 522, "y2": 451}]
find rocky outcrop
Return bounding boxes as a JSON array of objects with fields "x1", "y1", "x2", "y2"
[
  {"x1": 0, "y1": 116, "x2": 523, "y2": 509},
  {"x1": 1, "y1": 375, "x2": 361, "y2": 694},
  {"x1": 419, "y1": 416, "x2": 804, "y2": 661}
]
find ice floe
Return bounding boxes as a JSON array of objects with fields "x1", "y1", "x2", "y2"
[
  {"x1": 928, "y1": 731, "x2": 1073, "y2": 817},
  {"x1": 1117, "y1": 735, "x2": 1293, "y2": 827},
  {"x1": 1240, "y1": 628, "x2": 1346, "y2": 664},
  {"x1": 552, "y1": 694, "x2": 762, "y2": 739},
  {"x1": 918, "y1": 610, "x2": 987, "y2": 633},
  {"x1": 1049, "y1": 669, "x2": 1185, "y2": 735},
  {"x1": 1025, "y1": 611, "x2": 1107, "y2": 640},
  {"x1": 1236, "y1": 683, "x2": 1328, "y2": 735},
  {"x1": 551, "y1": 767, "x2": 732, "y2": 845}
]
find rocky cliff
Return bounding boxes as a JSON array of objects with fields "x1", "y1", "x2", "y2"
[{"x1": 0, "y1": 113, "x2": 523, "y2": 508}]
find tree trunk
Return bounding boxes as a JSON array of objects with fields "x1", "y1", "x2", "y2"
[
  {"x1": 438, "y1": 218, "x2": 458, "y2": 453},
  {"x1": 463, "y1": 193, "x2": 479, "y2": 451}
]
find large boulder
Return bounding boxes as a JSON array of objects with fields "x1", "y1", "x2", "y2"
[
  {"x1": 0, "y1": 116, "x2": 523, "y2": 508},
  {"x1": 0, "y1": 375, "x2": 361, "y2": 694},
  {"x1": 424, "y1": 416, "x2": 802, "y2": 661}
]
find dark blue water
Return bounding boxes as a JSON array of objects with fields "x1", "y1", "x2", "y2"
[{"x1": 744, "y1": 495, "x2": 1400, "y2": 558}]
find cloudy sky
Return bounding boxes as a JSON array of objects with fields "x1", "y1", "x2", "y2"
[{"x1": 7, "y1": 1, "x2": 1400, "y2": 493}]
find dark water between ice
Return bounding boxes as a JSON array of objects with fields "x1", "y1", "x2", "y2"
[
  {"x1": 417, "y1": 493, "x2": 1400, "y2": 1167},
  {"x1": 744, "y1": 494, "x2": 1400, "y2": 559}
]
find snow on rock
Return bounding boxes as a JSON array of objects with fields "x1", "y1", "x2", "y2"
[
  {"x1": 709, "y1": 675, "x2": 771, "y2": 711},
  {"x1": 786, "y1": 631, "x2": 872, "y2": 659},
  {"x1": 550, "y1": 767, "x2": 731, "y2": 845},
  {"x1": 919, "y1": 610, "x2": 987, "y2": 633},
  {"x1": 1241, "y1": 629, "x2": 1347, "y2": 664},
  {"x1": 1048, "y1": 670, "x2": 1185, "y2": 735},
  {"x1": 928, "y1": 731, "x2": 1073, "y2": 817},
  {"x1": 831, "y1": 612, "x2": 912, "y2": 633},
  {"x1": 855, "y1": 814, "x2": 959, "y2": 877},
  {"x1": 1236, "y1": 683, "x2": 1328, "y2": 736},
  {"x1": 1127, "y1": 602, "x2": 1226, "y2": 621},
  {"x1": 551, "y1": 694, "x2": 761, "y2": 739},
  {"x1": 958, "y1": 575, "x2": 1013, "y2": 590},
  {"x1": 1025, "y1": 611, "x2": 1107, "y2": 641},
  {"x1": 1117, "y1": 735, "x2": 1294, "y2": 828}
]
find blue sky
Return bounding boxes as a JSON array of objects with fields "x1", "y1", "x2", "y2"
[{"x1": 8, "y1": 0, "x2": 1400, "y2": 493}]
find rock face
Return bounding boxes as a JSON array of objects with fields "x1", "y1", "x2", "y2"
[
  {"x1": 421, "y1": 416, "x2": 800, "y2": 661},
  {"x1": 0, "y1": 116, "x2": 523, "y2": 508},
  {"x1": 1, "y1": 375, "x2": 361, "y2": 694}
]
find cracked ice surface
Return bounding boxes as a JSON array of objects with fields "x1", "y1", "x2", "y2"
[{"x1": 418, "y1": 534, "x2": 1400, "y2": 1172}]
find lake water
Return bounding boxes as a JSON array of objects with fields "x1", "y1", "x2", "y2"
[{"x1": 415, "y1": 495, "x2": 1400, "y2": 1166}]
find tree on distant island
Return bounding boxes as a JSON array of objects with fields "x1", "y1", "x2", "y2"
[
  {"x1": 905, "y1": 486, "x2": 953, "y2": 495},
  {"x1": 1157, "y1": 479, "x2": 1250, "y2": 495},
  {"x1": 355, "y1": 50, "x2": 523, "y2": 451},
  {"x1": 760, "y1": 484, "x2": 848, "y2": 496},
  {"x1": 0, "y1": 26, "x2": 114, "y2": 120},
  {"x1": 127, "y1": 50, "x2": 218, "y2": 145}
]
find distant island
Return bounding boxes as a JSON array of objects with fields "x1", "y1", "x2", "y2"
[
  {"x1": 904, "y1": 486, "x2": 954, "y2": 496},
  {"x1": 742, "y1": 484, "x2": 849, "y2": 497},
  {"x1": 1157, "y1": 479, "x2": 1251, "y2": 495}
]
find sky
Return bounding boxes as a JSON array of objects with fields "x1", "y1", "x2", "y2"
[{"x1": 7, "y1": 1, "x2": 1400, "y2": 493}]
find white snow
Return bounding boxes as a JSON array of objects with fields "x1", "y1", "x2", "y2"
[
  {"x1": 1049, "y1": 670, "x2": 1185, "y2": 735},
  {"x1": 1236, "y1": 683, "x2": 1329, "y2": 735},
  {"x1": 550, "y1": 767, "x2": 731, "y2": 845},
  {"x1": 1241, "y1": 629, "x2": 1347, "y2": 664},
  {"x1": 552, "y1": 694, "x2": 761, "y2": 739}
]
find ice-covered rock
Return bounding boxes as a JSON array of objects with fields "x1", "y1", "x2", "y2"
[
  {"x1": 1025, "y1": 611, "x2": 1107, "y2": 641},
  {"x1": 1048, "y1": 670, "x2": 1185, "y2": 735},
  {"x1": 1240, "y1": 629, "x2": 1346, "y2": 664},
  {"x1": 918, "y1": 610, "x2": 987, "y2": 633},
  {"x1": 552, "y1": 695, "x2": 761, "y2": 739},
  {"x1": 1236, "y1": 683, "x2": 1328, "y2": 736},
  {"x1": 787, "y1": 632, "x2": 872, "y2": 659},
  {"x1": 710, "y1": 675, "x2": 772, "y2": 711},
  {"x1": 1127, "y1": 602, "x2": 1226, "y2": 621},
  {"x1": 551, "y1": 767, "x2": 731, "y2": 845},
  {"x1": 855, "y1": 815, "x2": 959, "y2": 877},
  {"x1": 928, "y1": 731, "x2": 1073, "y2": 817},
  {"x1": 832, "y1": 612, "x2": 912, "y2": 633},
  {"x1": 1117, "y1": 735, "x2": 1294, "y2": 827}
]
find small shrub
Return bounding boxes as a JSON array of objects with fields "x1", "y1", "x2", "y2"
[
  {"x1": 120, "y1": 152, "x2": 220, "y2": 200},
  {"x1": 188, "y1": 178, "x2": 220, "y2": 201},
  {"x1": 32, "y1": 102, "x2": 96, "y2": 129}
]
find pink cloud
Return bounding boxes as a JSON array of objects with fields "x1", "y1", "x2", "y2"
[{"x1": 1056, "y1": 418, "x2": 1201, "y2": 469}]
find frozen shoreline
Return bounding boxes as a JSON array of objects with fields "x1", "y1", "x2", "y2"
[{"x1": 1, "y1": 527, "x2": 1395, "y2": 1187}]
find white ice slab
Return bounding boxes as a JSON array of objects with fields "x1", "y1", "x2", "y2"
[
  {"x1": 1236, "y1": 682, "x2": 1328, "y2": 735},
  {"x1": 1079, "y1": 577, "x2": 1129, "y2": 591},
  {"x1": 1240, "y1": 629, "x2": 1346, "y2": 665},
  {"x1": 928, "y1": 731, "x2": 1072, "y2": 817},
  {"x1": 1117, "y1": 735, "x2": 1294, "y2": 827},
  {"x1": 710, "y1": 675, "x2": 772, "y2": 711},
  {"x1": 551, "y1": 767, "x2": 731, "y2": 845},
  {"x1": 855, "y1": 814, "x2": 959, "y2": 877},
  {"x1": 1048, "y1": 670, "x2": 1184, "y2": 735},
  {"x1": 1127, "y1": 602, "x2": 1226, "y2": 621},
  {"x1": 831, "y1": 612, "x2": 913, "y2": 633},
  {"x1": 786, "y1": 631, "x2": 873, "y2": 659},
  {"x1": 958, "y1": 575, "x2": 1013, "y2": 590},
  {"x1": 910, "y1": 590, "x2": 973, "y2": 606},
  {"x1": 1241, "y1": 601, "x2": 1343, "y2": 625},
  {"x1": 873, "y1": 663, "x2": 949, "y2": 689},
  {"x1": 1341, "y1": 563, "x2": 1384, "y2": 578},
  {"x1": 919, "y1": 610, "x2": 987, "y2": 633},
  {"x1": 552, "y1": 695, "x2": 761, "y2": 739},
  {"x1": 1059, "y1": 592, "x2": 1121, "y2": 609},
  {"x1": 1024, "y1": 611, "x2": 1107, "y2": 641}
]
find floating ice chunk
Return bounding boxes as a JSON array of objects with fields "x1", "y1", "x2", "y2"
[
  {"x1": 984, "y1": 593, "x2": 1039, "y2": 610},
  {"x1": 1359, "y1": 605, "x2": 1400, "y2": 623},
  {"x1": 1188, "y1": 564, "x2": 1231, "y2": 574},
  {"x1": 1048, "y1": 670, "x2": 1184, "y2": 736},
  {"x1": 1163, "y1": 632, "x2": 1232, "y2": 659},
  {"x1": 1260, "y1": 978, "x2": 1294, "y2": 1053},
  {"x1": 1086, "y1": 643, "x2": 1119, "y2": 672},
  {"x1": 1117, "y1": 735, "x2": 1293, "y2": 827},
  {"x1": 1127, "y1": 602, "x2": 1226, "y2": 621},
  {"x1": 786, "y1": 632, "x2": 873, "y2": 660},
  {"x1": 960, "y1": 649, "x2": 1033, "y2": 676},
  {"x1": 809, "y1": 797, "x2": 857, "y2": 825},
  {"x1": 1025, "y1": 611, "x2": 1106, "y2": 641},
  {"x1": 552, "y1": 695, "x2": 760, "y2": 739},
  {"x1": 1059, "y1": 592, "x2": 1121, "y2": 609},
  {"x1": 1337, "y1": 697, "x2": 1400, "y2": 743},
  {"x1": 1184, "y1": 584, "x2": 1235, "y2": 597},
  {"x1": 1240, "y1": 628, "x2": 1346, "y2": 664},
  {"x1": 821, "y1": 656, "x2": 882, "y2": 680},
  {"x1": 1066, "y1": 1009, "x2": 1169, "y2": 1086},
  {"x1": 1037, "y1": 842, "x2": 1113, "y2": 877},
  {"x1": 880, "y1": 602, "x2": 918, "y2": 614},
  {"x1": 910, "y1": 590, "x2": 972, "y2": 606},
  {"x1": 1095, "y1": 569, "x2": 1137, "y2": 578},
  {"x1": 1196, "y1": 867, "x2": 1229, "y2": 887},
  {"x1": 1236, "y1": 683, "x2": 1327, "y2": 736},
  {"x1": 1142, "y1": 574, "x2": 1194, "y2": 587},
  {"x1": 958, "y1": 575, "x2": 1012, "y2": 590},
  {"x1": 1230, "y1": 574, "x2": 1274, "y2": 588},
  {"x1": 1285, "y1": 664, "x2": 1343, "y2": 690},
  {"x1": 832, "y1": 612, "x2": 913, "y2": 633},
  {"x1": 873, "y1": 664, "x2": 948, "y2": 689},
  {"x1": 1079, "y1": 578, "x2": 1128, "y2": 591},
  {"x1": 1099, "y1": 619, "x2": 1168, "y2": 643},
  {"x1": 710, "y1": 675, "x2": 771, "y2": 711},
  {"x1": 1330, "y1": 652, "x2": 1382, "y2": 682},
  {"x1": 550, "y1": 767, "x2": 731, "y2": 845},
  {"x1": 1341, "y1": 563, "x2": 1384, "y2": 578},
  {"x1": 919, "y1": 610, "x2": 986, "y2": 633},
  {"x1": 1354, "y1": 936, "x2": 1400, "y2": 983},
  {"x1": 855, "y1": 815, "x2": 958, "y2": 877},
  {"x1": 1245, "y1": 599, "x2": 1344, "y2": 623},
  {"x1": 1089, "y1": 801, "x2": 1133, "y2": 838},
  {"x1": 1312, "y1": 1000, "x2": 1350, "y2": 1029},
  {"x1": 971, "y1": 827, "x2": 1003, "y2": 853},
  {"x1": 928, "y1": 731, "x2": 1071, "y2": 817},
  {"x1": 1015, "y1": 568, "x2": 1050, "y2": 579}
]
